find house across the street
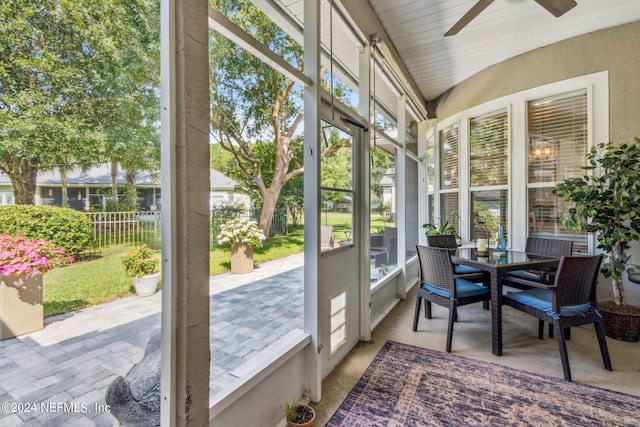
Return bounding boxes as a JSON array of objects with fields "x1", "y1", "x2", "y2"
[{"x1": 0, "y1": 164, "x2": 249, "y2": 211}]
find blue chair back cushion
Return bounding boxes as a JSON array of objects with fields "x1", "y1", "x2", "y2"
[
  {"x1": 422, "y1": 278, "x2": 489, "y2": 299},
  {"x1": 505, "y1": 288, "x2": 591, "y2": 317},
  {"x1": 455, "y1": 265, "x2": 484, "y2": 275}
]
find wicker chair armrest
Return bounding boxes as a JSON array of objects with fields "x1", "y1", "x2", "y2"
[{"x1": 501, "y1": 274, "x2": 556, "y2": 290}]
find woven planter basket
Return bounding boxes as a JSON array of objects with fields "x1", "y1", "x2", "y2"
[
  {"x1": 599, "y1": 301, "x2": 640, "y2": 342},
  {"x1": 1, "y1": 274, "x2": 44, "y2": 339}
]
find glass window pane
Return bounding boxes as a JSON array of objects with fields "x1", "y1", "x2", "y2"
[
  {"x1": 470, "y1": 109, "x2": 508, "y2": 187},
  {"x1": 439, "y1": 123, "x2": 459, "y2": 189},
  {"x1": 528, "y1": 90, "x2": 587, "y2": 184},
  {"x1": 439, "y1": 192, "x2": 459, "y2": 236},
  {"x1": 528, "y1": 188, "x2": 587, "y2": 252},
  {"x1": 321, "y1": 121, "x2": 354, "y2": 251},
  {"x1": 471, "y1": 190, "x2": 508, "y2": 243}
]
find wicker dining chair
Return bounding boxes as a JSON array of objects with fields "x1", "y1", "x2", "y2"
[
  {"x1": 503, "y1": 254, "x2": 611, "y2": 381},
  {"x1": 426, "y1": 234, "x2": 490, "y2": 284},
  {"x1": 413, "y1": 244, "x2": 491, "y2": 352},
  {"x1": 504, "y1": 237, "x2": 573, "y2": 284},
  {"x1": 427, "y1": 234, "x2": 490, "y2": 309}
]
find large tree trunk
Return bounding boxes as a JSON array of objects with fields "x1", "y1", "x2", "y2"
[
  {"x1": 111, "y1": 160, "x2": 119, "y2": 203},
  {"x1": 258, "y1": 187, "x2": 282, "y2": 238},
  {"x1": 5, "y1": 158, "x2": 39, "y2": 205},
  {"x1": 59, "y1": 165, "x2": 68, "y2": 207}
]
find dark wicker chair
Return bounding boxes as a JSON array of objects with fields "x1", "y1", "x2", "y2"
[
  {"x1": 371, "y1": 227, "x2": 397, "y2": 265},
  {"x1": 413, "y1": 244, "x2": 491, "y2": 352},
  {"x1": 426, "y1": 234, "x2": 490, "y2": 283},
  {"x1": 503, "y1": 237, "x2": 574, "y2": 337},
  {"x1": 504, "y1": 237, "x2": 573, "y2": 284},
  {"x1": 502, "y1": 254, "x2": 611, "y2": 381}
]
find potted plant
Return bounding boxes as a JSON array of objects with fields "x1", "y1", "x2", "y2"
[
  {"x1": 216, "y1": 218, "x2": 265, "y2": 274},
  {"x1": 0, "y1": 233, "x2": 74, "y2": 339},
  {"x1": 552, "y1": 138, "x2": 640, "y2": 341},
  {"x1": 121, "y1": 245, "x2": 160, "y2": 297},
  {"x1": 285, "y1": 402, "x2": 316, "y2": 427}
]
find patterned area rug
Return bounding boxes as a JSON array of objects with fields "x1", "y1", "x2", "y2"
[{"x1": 326, "y1": 340, "x2": 640, "y2": 426}]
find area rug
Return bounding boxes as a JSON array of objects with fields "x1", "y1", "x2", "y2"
[{"x1": 326, "y1": 340, "x2": 640, "y2": 426}]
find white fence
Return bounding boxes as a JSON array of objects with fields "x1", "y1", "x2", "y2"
[{"x1": 84, "y1": 211, "x2": 161, "y2": 252}]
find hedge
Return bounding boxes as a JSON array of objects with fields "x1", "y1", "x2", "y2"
[{"x1": 0, "y1": 205, "x2": 94, "y2": 256}]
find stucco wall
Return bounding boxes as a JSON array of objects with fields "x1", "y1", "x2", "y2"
[{"x1": 431, "y1": 21, "x2": 640, "y2": 143}]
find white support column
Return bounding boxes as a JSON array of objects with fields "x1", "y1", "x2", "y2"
[
  {"x1": 417, "y1": 120, "x2": 428, "y2": 246},
  {"x1": 160, "y1": 0, "x2": 211, "y2": 425},
  {"x1": 303, "y1": 0, "x2": 322, "y2": 403},
  {"x1": 458, "y1": 118, "x2": 470, "y2": 242},
  {"x1": 358, "y1": 44, "x2": 372, "y2": 342},
  {"x1": 396, "y1": 95, "x2": 407, "y2": 299}
]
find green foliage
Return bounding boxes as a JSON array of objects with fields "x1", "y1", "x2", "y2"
[
  {"x1": 210, "y1": 204, "x2": 247, "y2": 242},
  {"x1": 0, "y1": 0, "x2": 159, "y2": 203},
  {"x1": 121, "y1": 244, "x2": 159, "y2": 278},
  {"x1": 422, "y1": 220, "x2": 459, "y2": 239},
  {"x1": 0, "y1": 205, "x2": 93, "y2": 255},
  {"x1": 552, "y1": 138, "x2": 640, "y2": 305}
]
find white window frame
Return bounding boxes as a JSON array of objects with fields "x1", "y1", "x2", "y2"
[{"x1": 435, "y1": 71, "x2": 608, "y2": 251}]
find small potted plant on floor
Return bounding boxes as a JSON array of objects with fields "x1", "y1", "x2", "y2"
[
  {"x1": 552, "y1": 138, "x2": 640, "y2": 341},
  {"x1": 121, "y1": 245, "x2": 160, "y2": 297},
  {"x1": 285, "y1": 402, "x2": 316, "y2": 427}
]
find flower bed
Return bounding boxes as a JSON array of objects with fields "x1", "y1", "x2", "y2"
[{"x1": 0, "y1": 233, "x2": 74, "y2": 339}]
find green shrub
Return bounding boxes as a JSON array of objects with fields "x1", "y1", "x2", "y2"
[
  {"x1": 121, "y1": 245, "x2": 160, "y2": 278},
  {"x1": 0, "y1": 205, "x2": 94, "y2": 255}
]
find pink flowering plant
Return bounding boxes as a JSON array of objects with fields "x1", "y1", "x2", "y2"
[{"x1": 0, "y1": 233, "x2": 74, "y2": 277}]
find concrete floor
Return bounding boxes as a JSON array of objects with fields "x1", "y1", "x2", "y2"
[{"x1": 314, "y1": 281, "x2": 640, "y2": 426}]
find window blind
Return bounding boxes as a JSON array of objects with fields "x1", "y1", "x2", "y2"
[
  {"x1": 528, "y1": 90, "x2": 587, "y2": 184},
  {"x1": 439, "y1": 192, "x2": 459, "y2": 235},
  {"x1": 470, "y1": 109, "x2": 508, "y2": 187},
  {"x1": 439, "y1": 123, "x2": 459, "y2": 189}
]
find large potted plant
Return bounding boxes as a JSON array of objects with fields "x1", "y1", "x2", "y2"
[
  {"x1": 0, "y1": 233, "x2": 74, "y2": 339},
  {"x1": 121, "y1": 245, "x2": 160, "y2": 297},
  {"x1": 216, "y1": 218, "x2": 265, "y2": 274},
  {"x1": 552, "y1": 138, "x2": 640, "y2": 341}
]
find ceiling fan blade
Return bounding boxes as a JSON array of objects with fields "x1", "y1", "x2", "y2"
[
  {"x1": 534, "y1": 0, "x2": 577, "y2": 17},
  {"x1": 444, "y1": 0, "x2": 495, "y2": 37}
]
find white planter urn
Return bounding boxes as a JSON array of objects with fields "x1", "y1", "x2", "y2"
[{"x1": 133, "y1": 272, "x2": 160, "y2": 297}]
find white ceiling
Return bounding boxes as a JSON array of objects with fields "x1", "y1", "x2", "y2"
[
  {"x1": 368, "y1": 0, "x2": 640, "y2": 100},
  {"x1": 266, "y1": 0, "x2": 640, "y2": 109}
]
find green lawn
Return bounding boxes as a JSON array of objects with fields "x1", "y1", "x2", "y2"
[
  {"x1": 44, "y1": 225, "x2": 305, "y2": 317},
  {"x1": 43, "y1": 219, "x2": 392, "y2": 318}
]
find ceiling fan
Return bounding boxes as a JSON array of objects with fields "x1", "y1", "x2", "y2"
[{"x1": 444, "y1": 0, "x2": 577, "y2": 37}]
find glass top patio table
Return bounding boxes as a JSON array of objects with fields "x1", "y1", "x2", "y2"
[{"x1": 451, "y1": 249, "x2": 560, "y2": 356}]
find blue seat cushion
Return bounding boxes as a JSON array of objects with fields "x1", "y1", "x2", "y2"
[
  {"x1": 455, "y1": 265, "x2": 484, "y2": 275},
  {"x1": 422, "y1": 278, "x2": 490, "y2": 299},
  {"x1": 505, "y1": 288, "x2": 591, "y2": 317}
]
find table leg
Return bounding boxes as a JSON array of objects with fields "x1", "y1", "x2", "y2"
[{"x1": 491, "y1": 269, "x2": 502, "y2": 356}]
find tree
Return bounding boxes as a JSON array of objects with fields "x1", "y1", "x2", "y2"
[
  {"x1": 552, "y1": 139, "x2": 640, "y2": 306},
  {"x1": 209, "y1": 0, "x2": 351, "y2": 237},
  {"x1": 0, "y1": 0, "x2": 159, "y2": 206}
]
